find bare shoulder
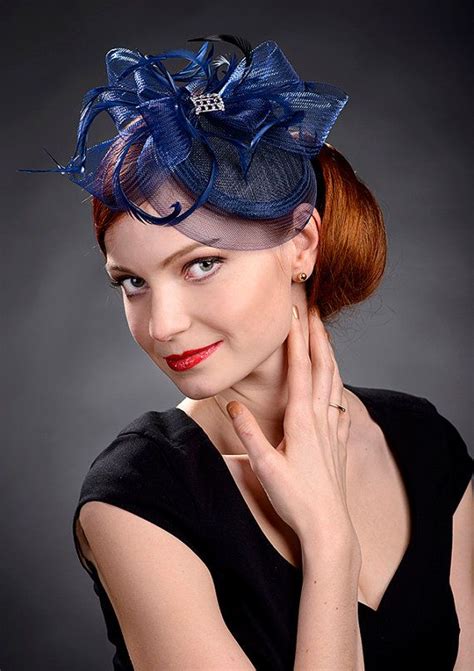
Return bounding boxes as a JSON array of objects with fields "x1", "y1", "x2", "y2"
[{"x1": 78, "y1": 501, "x2": 255, "y2": 670}]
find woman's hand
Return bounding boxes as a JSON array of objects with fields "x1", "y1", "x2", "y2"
[{"x1": 226, "y1": 305, "x2": 359, "y2": 551}]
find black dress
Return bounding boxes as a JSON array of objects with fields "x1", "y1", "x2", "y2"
[{"x1": 72, "y1": 384, "x2": 473, "y2": 670}]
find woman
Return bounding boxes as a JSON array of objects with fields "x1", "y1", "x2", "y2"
[{"x1": 23, "y1": 35, "x2": 472, "y2": 670}]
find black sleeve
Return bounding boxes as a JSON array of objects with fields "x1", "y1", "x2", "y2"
[
  {"x1": 72, "y1": 428, "x2": 204, "y2": 578},
  {"x1": 440, "y1": 414, "x2": 473, "y2": 515},
  {"x1": 423, "y1": 399, "x2": 473, "y2": 515}
]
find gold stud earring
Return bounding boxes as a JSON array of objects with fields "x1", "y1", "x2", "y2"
[{"x1": 296, "y1": 272, "x2": 307, "y2": 282}]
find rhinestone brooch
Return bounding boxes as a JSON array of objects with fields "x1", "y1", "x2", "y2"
[{"x1": 190, "y1": 92, "x2": 226, "y2": 115}]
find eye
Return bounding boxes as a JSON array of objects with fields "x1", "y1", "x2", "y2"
[
  {"x1": 108, "y1": 256, "x2": 225, "y2": 297},
  {"x1": 184, "y1": 256, "x2": 224, "y2": 282},
  {"x1": 108, "y1": 276, "x2": 146, "y2": 297}
]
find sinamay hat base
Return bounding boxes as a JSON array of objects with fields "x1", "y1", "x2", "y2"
[{"x1": 99, "y1": 116, "x2": 318, "y2": 250}]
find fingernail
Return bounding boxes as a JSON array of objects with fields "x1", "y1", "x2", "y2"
[
  {"x1": 227, "y1": 402, "x2": 242, "y2": 419},
  {"x1": 292, "y1": 305, "x2": 299, "y2": 320}
]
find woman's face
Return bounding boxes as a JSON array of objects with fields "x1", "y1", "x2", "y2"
[{"x1": 104, "y1": 210, "x2": 316, "y2": 400}]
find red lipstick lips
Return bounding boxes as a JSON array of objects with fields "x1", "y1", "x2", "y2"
[{"x1": 164, "y1": 340, "x2": 223, "y2": 372}]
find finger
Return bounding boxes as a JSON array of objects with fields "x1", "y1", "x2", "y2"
[
  {"x1": 326, "y1": 352, "x2": 351, "y2": 459},
  {"x1": 285, "y1": 305, "x2": 314, "y2": 429},
  {"x1": 307, "y1": 308, "x2": 336, "y2": 417},
  {"x1": 337, "y1": 387, "x2": 351, "y2": 447},
  {"x1": 226, "y1": 401, "x2": 279, "y2": 473},
  {"x1": 326, "y1": 338, "x2": 347, "y2": 445},
  {"x1": 326, "y1": 333, "x2": 344, "y2": 406},
  {"x1": 332, "y1": 387, "x2": 352, "y2": 497}
]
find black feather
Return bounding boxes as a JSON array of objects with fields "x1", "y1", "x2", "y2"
[{"x1": 188, "y1": 34, "x2": 253, "y2": 68}]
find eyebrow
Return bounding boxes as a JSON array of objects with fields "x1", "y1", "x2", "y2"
[{"x1": 105, "y1": 242, "x2": 205, "y2": 275}]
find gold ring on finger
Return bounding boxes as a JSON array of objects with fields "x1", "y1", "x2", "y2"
[{"x1": 328, "y1": 402, "x2": 346, "y2": 413}]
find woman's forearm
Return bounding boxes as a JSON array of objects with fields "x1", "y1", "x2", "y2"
[{"x1": 294, "y1": 536, "x2": 365, "y2": 671}]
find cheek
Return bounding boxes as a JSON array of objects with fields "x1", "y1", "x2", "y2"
[
  {"x1": 226, "y1": 268, "x2": 291, "y2": 344},
  {"x1": 124, "y1": 305, "x2": 149, "y2": 345}
]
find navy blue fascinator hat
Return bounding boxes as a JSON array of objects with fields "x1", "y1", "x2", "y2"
[{"x1": 20, "y1": 34, "x2": 349, "y2": 250}]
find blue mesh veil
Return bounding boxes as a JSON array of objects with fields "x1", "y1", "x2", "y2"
[{"x1": 20, "y1": 34, "x2": 349, "y2": 250}]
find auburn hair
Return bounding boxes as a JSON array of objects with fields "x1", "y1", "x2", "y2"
[{"x1": 92, "y1": 143, "x2": 387, "y2": 322}]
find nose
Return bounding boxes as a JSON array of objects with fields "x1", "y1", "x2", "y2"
[{"x1": 148, "y1": 291, "x2": 191, "y2": 342}]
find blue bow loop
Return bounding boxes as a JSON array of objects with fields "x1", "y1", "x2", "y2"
[
  {"x1": 138, "y1": 97, "x2": 193, "y2": 169},
  {"x1": 221, "y1": 40, "x2": 301, "y2": 100}
]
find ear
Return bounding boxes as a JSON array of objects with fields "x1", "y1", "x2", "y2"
[{"x1": 291, "y1": 206, "x2": 320, "y2": 278}]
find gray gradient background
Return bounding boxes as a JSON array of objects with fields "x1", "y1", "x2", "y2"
[{"x1": 2, "y1": 0, "x2": 473, "y2": 668}]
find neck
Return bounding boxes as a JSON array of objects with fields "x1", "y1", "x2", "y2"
[
  {"x1": 211, "y1": 371, "x2": 289, "y2": 454},
  {"x1": 199, "y1": 319, "x2": 308, "y2": 455}
]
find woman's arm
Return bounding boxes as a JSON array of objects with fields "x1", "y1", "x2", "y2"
[
  {"x1": 450, "y1": 480, "x2": 473, "y2": 671},
  {"x1": 294, "y1": 533, "x2": 364, "y2": 671},
  {"x1": 225, "y1": 307, "x2": 365, "y2": 669},
  {"x1": 79, "y1": 501, "x2": 256, "y2": 671}
]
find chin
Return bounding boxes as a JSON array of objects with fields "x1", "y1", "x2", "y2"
[
  {"x1": 170, "y1": 378, "x2": 223, "y2": 401},
  {"x1": 155, "y1": 360, "x2": 226, "y2": 397}
]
